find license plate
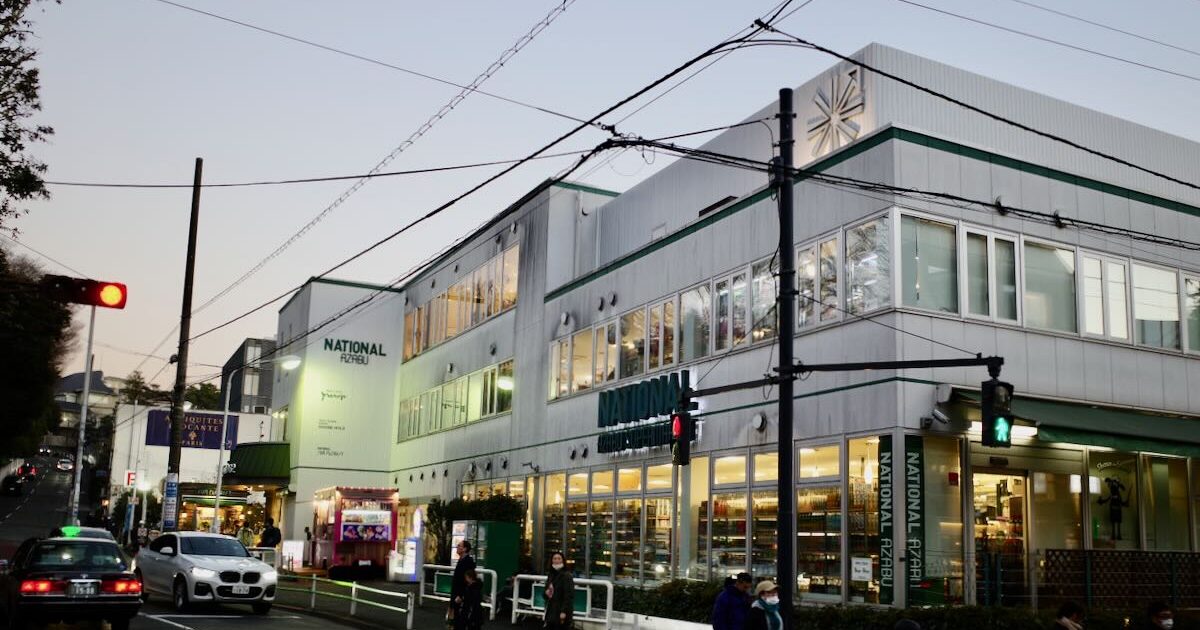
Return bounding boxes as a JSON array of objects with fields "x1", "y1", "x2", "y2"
[
  {"x1": 232, "y1": 584, "x2": 250, "y2": 595},
  {"x1": 69, "y1": 582, "x2": 97, "y2": 597}
]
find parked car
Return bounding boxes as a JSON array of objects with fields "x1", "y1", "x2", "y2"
[
  {"x1": 55, "y1": 459, "x2": 73, "y2": 472},
  {"x1": 1, "y1": 475, "x2": 22, "y2": 497},
  {"x1": 0, "y1": 536, "x2": 141, "y2": 630},
  {"x1": 48, "y1": 526, "x2": 115, "y2": 542},
  {"x1": 135, "y1": 532, "x2": 275, "y2": 614},
  {"x1": 37, "y1": 447, "x2": 51, "y2": 456},
  {"x1": 16, "y1": 464, "x2": 36, "y2": 480}
]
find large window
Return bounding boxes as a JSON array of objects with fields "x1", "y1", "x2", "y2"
[
  {"x1": 647, "y1": 299, "x2": 675, "y2": 371},
  {"x1": 751, "y1": 257, "x2": 779, "y2": 341},
  {"x1": 571, "y1": 330, "x2": 593, "y2": 393},
  {"x1": 848, "y1": 437, "x2": 882, "y2": 604},
  {"x1": 679, "y1": 284, "x2": 711, "y2": 362},
  {"x1": 797, "y1": 246, "x2": 817, "y2": 326},
  {"x1": 1187, "y1": 277, "x2": 1200, "y2": 352},
  {"x1": 995, "y1": 237, "x2": 1019, "y2": 321},
  {"x1": 1088, "y1": 450, "x2": 1138, "y2": 550},
  {"x1": 1082, "y1": 256, "x2": 1129, "y2": 340},
  {"x1": 1132, "y1": 263, "x2": 1180, "y2": 349},
  {"x1": 1023, "y1": 241, "x2": 1077, "y2": 332},
  {"x1": 593, "y1": 322, "x2": 617, "y2": 386},
  {"x1": 397, "y1": 359, "x2": 515, "y2": 442},
  {"x1": 901, "y1": 215, "x2": 958, "y2": 313},
  {"x1": 1143, "y1": 456, "x2": 1189, "y2": 550},
  {"x1": 797, "y1": 236, "x2": 840, "y2": 325},
  {"x1": 819, "y1": 238, "x2": 839, "y2": 321},
  {"x1": 620, "y1": 309, "x2": 646, "y2": 378},
  {"x1": 846, "y1": 217, "x2": 890, "y2": 314},
  {"x1": 965, "y1": 232, "x2": 988, "y2": 317}
]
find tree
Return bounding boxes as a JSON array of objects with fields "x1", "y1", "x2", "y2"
[
  {"x1": 121, "y1": 370, "x2": 171, "y2": 405},
  {"x1": 0, "y1": 248, "x2": 75, "y2": 457},
  {"x1": 185, "y1": 382, "x2": 220, "y2": 410},
  {"x1": 0, "y1": 0, "x2": 56, "y2": 233}
]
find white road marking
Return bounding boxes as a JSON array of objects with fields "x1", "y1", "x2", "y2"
[
  {"x1": 154, "y1": 614, "x2": 303, "y2": 619},
  {"x1": 139, "y1": 613, "x2": 196, "y2": 630}
]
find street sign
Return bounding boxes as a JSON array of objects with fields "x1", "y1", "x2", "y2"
[
  {"x1": 124, "y1": 470, "x2": 137, "y2": 487},
  {"x1": 162, "y1": 474, "x2": 179, "y2": 530}
]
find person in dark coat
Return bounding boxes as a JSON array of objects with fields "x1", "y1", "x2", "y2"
[
  {"x1": 455, "y1": 569, "x2": 485, "y2": 630},
  {"x1": 544, "y1": 552, "x2": 574, "y2": 630},
  {"x1": 711, "y1": 572, "x2": 753, "y2": 630},
  {"x1": 449, "y1": 540, "x2": 476, "y2": 620},
  {"x1": 258, "y1": 517, "x2": 282, "y2": 548},
  {"x1": 746, "y1": 580, "x2": 783, "y2": 630}
]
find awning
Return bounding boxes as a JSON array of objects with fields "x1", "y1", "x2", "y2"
[
  {"x1": 223, "y1": 441, "x2": 290, "y2": 487},
  {"x1": 181, "y1": 495, "x2": 248, "y2": 508},
  {"x1": 954, "y1": 389, "x2": 1200, "y2": 458}
]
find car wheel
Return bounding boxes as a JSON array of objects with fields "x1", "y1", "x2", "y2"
[
  {"x1": 172, "y1": 578, "x2": 190, "y2": 613},
  {"x1": 251, "y1": 602, "x2": 272, "y2": 616},
  {"x1": 107, "y1": 616, "x2": 132, "y2": 630}
]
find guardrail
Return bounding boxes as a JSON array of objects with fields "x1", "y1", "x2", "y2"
[
  {"x1": 247, "y1": 547, "x2": 279, "y2": 569},
  {"x1": 277, "y1": 573, "x2": 415, "y2": 630},
  {"x1": 418, "y1": 563, "x2": 500, "y2": 620},
  {"x1": 511, "y1": 573, "x2": 614, "y2": 628}
]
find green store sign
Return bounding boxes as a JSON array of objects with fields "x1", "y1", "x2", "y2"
[{"x1": 595, "y1": 370, "x2": 689, "y2": 454}]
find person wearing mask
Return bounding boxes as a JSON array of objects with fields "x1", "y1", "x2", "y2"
[
  {"x1": 258, "y1": 517, "x2": 282, "y2": 548},
  {"x1": 449, "y1": 541, "x2": 476, "y2": 622},
  {"x1": 455, "y1": 568, "x2": 486, "y2": 630},
  {"x1": 1146, "y1": 602, "x2": 1174, "y2": 630},
  {"x1": 711, "y1": 573, "x2": 753, "y2": 630},
  {"x1": 544, "y1": 552, "x2": 574, "y2": 630},
  {"x1": 1053, "y1": 601, "x2": 1086, "y2": 630},
  {"x1": 746, "y1": 581, "x2": 783, "y2": 630}
]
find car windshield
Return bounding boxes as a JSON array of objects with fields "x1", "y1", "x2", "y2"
[
  {"x1": 28, "y1": 541, "x2": 127, "y2": 571},
  {"x1": 180, "y1": 536, "x2": 249, "y2": 557}
]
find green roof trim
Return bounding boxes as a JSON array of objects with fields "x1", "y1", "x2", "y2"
[
  {"x1": 224, "y1": 442, "x2": 291, "y2": 485},
  {"x1": 553, "y1": 181, "x2": 620, "y2": 197},
  {"x1": 311, "y1": 277, "x2": 404, "y2": 294},
  {"x1": 545, "y1": 126, "x2": 1200, "y2": 303}
]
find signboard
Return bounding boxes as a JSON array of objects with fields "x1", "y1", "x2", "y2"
[
  {"x1": 323, "y1": 338, "x2": 387, "y2": 366},
  {"x1": 905, "y1": 435, "x2": 926, "y2": 599},
  {"x1": 851, "y1": 557, "x2": 873, "y2": 582},
  {"x1": 340, "y1": 523, "x2": 391, "y2": 542},
  {"x1": 145, "y1": 410, "x2": 239, "y2": 450},
  {"x1": 877, "y1": 435, "x2": 894, "y2": 605},
  {"x1": 124, "y1": 470, "x2": 137, "y2": 487},
  {"x1": 162, "y1": 473, "x2": 179, "y2": 531},
  {"x1": 281, "y1": 540, "x2": 305, "y2": 570},
  {"x1": 596, "y1": 370, "x2": 690, "y2": 454}
]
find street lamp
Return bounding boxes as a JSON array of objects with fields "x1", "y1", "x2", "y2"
[{"x1": 211, "y1": 354, "x2": 301, "y2": 533}]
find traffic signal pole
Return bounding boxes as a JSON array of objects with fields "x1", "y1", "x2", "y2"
[
  {"x1": 774, "y1": 87, "x2": 797, "y2": 627},
  {"x1": 68, "y1": 305, "x2": 96, "y2": 526},
  {"x1": 165, "y1": 157, "x2": 203, "y2": 532}
]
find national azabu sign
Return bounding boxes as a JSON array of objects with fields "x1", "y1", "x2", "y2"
[{"x1": 596, "y1": 370, "x2": 694, "y2": 454}]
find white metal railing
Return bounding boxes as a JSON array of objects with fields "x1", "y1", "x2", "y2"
[
  {"x1": 511, "y1": 573, "x2": 614, "y2": 628},
  {"x1": 277, "y1": 574, "x2": 415, "y2": 630},
  {"x1": 247, "y1": 547, "x2": 279, "y2": 569},
  {"x1": 418, "y1": 563, "x2": 500, "y2": 620}
]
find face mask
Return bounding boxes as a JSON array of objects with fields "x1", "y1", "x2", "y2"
[
  {"x1": 1160, "y1": 620, "x2": 1174, "y2": 630},
  {"x1": 552, "y1": 563, "x2": 564, "y2": 570},
  {"x1": 764, "y1": 596, "x2": 780, "y2": 605}
]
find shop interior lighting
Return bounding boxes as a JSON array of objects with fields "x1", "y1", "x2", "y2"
[{"x1": 970, "y1": 421, "x2": 1037, "y2": 439}]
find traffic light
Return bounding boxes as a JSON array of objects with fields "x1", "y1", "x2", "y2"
[
  {"x1": 41, "y1": 275, "x2": 127, "y2": 309},
  {"x1": 672, "y1": 388, "x2": 699, "y2": 466},
  {"x1": 981, "y1": 378, "x2": 1014, "y2": 447}
]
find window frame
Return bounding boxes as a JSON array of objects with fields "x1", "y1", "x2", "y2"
[
  {"x1": 1078, "y1": 250, "x2": 1132, "y2": 342},
  {"x1": 1183, "y1": 274, "x2": 1200, "y2": 355},
  {"x1": 797, "y1": 230, "x2": 842, "y2": 330},
  {"x1": 898, "y1": 210, "x2": 961, "y2": 315},
  {"x1": 1130, "y1": 260, "x2": 1182, "y2": 350},
  {"x1": 677, "y1": 281, "x2": 713, "y2": 363},
  {"x1": 1019, "y1": 234, "x2": 1081, "y2": 335},
  {"x1": 843, "y1": 212, "x2": 891, "y2": 317}
]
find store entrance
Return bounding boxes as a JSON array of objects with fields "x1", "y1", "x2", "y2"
[{"x1": 972, "y1": 472, "x2": 1028, "y2": 606}]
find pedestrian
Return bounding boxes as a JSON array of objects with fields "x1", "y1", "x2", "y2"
[
  {"x1": 1053, "y1": 601, "x2": 1086, "y2": 630},
  {"x1": 712, "y1": 572, "x2": 753, "y2": 630},
  {"x1": 258, "y1": 517, "x2": 282, "y2": 548},
  {"x1": 449, "y1": 540, "x2": 476, "y2": 623},
  {"x1": 236, "y1": 520, "x2": 255, "y2": 548},
  {"x1": 1146, "y1": 602, "x2": 1174, "y2": 630},
  {"x1": 454, "y1": 568, "x2": 485, "y2": 630},
  {"x1": 747, "y1": 580, "x2": 782, "y2": 630},
  {"x1": 304, "y1": 526, "x2": 313, "y2": 541},
  {"x1": 544, "y1": 551, "x2": 574, "y2": 630}
]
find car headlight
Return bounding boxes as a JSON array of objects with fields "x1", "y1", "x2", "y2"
[
  {"x1": 262, "y1": 570, "x2": 278, "y2": 582},
  {"x1": 190, "y1": 567, "x2": 218, "y2": 580}
]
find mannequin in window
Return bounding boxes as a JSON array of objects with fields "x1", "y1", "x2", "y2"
[{"x1": 1098, "y1": 477, "x2": 1130, "y2": 541}]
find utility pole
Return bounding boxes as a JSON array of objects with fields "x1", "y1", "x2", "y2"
[
  {"x1": 773, "y1": 87, "x2": 797, "y2": 627},
  {"x1": 68, "y1": 316, "x2": 96, "y2": 526},
  {"x1": 165, "y1": 157, "x2": 203, "y2": 532}
]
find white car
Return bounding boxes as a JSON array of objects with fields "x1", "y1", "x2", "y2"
[
  {"x1": 135, "y1": 532, "x2": 276, "y2": 614},
  {"x1": 56, "y1": 459, "x2": 74, "y2": 472}
]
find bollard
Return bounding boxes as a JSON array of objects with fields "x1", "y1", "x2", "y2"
[
  {"x1": 350, "y1": 581, "x2": 358, "y2": 616},
  {"x1": 407, "y1": 592, "x2": 416, "y2": 630},
  {"x1": 310, "y1": 574, "x2": 317, "y2": 610}
]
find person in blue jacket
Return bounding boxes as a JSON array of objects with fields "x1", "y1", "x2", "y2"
[{"x1": 711, "y1": 572, "x2": 753, "y2": 630}]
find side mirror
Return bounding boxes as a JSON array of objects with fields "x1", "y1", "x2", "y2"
[{"x1": 160, "y1": 547, "x2": 175, "y2": 556}]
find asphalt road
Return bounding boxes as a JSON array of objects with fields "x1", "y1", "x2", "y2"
[{"x1": 132, "y1": 601, "x2": 350, "y2": 630}]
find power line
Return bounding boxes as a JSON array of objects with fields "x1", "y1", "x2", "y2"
[
  {"x1": 147, "y1": 0, "x2": 594, "y2": 127},
  {"x1": 0, "y1": 234, "x2": 87, "y2": 276},
  {"x1": 1005, "y1": 0, "x2": 1200, "y2": 59},
  {"x1": 893, "y1": 0, "x2": 1200, "y2": 84}
]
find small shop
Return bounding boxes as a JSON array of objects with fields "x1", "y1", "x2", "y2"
[
  {"x1": 176, "y1": 482, "x2": 253, "y2": 534},
  {"x1": 222, "y1": 441, "x2": 292, "y2": 536},
  {"x1": 313, "y1": 486, "x2": 400, "y2": 579}
]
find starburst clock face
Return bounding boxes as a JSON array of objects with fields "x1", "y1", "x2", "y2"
[{"x1": 807, "y1": 66, "x2": 865, "y2": 157}]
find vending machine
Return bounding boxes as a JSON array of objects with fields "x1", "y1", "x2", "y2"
[{"x1": 451, "y1": 520, "x2": 520, "y2": 593}]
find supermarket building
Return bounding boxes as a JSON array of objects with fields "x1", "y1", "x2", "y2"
[{"x1": 264, "y1": 44, "x2": 1200, "y2": 608}]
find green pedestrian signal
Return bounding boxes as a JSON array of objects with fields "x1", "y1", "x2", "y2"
[{"x1": 981, "y1": 378, "x2": 1014, "y2": 448}]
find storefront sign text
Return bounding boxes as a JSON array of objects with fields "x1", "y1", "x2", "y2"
[
  {"x1": 905, "y1": 435, "x2": 926, "y2": 595},
  {"x1": 878, "y1": 435, "x2": 894, "y2": 605},
  {"x1": 596, "y1": 370, "x2": 689, "y2": 454},
  {"x1": 146, "y1": 410, "x2": 239, "y2": 450},
  {"x1": 324, "y1": 338, "x2": 387, "y2": 365}
]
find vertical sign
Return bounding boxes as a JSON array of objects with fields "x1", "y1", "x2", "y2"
[
  {"x1": 877, "y1": 435, "x2": 894, "y2": 605},
  {"x1": 124, "y1": 470, "x2": 137, "y2": 487},
  {"x1": 904, "y1": 435, "x2": 926, "y2": 601},
  {"x1": 162, "y1": 473, "x2": 179, "y2": 530}
]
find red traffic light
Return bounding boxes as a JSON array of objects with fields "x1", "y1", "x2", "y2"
[
  {"x1": 95, "y1": 283, "x2": 127, "y2": 309},
  {"x1": 672, "y1": 414, "x2": 683, "y2": 439},
  {"x1": 40, "y1": 275, "x2": 128, "y2": 309}
]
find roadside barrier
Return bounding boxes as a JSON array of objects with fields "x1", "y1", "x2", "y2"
[
  {"x1": 277, "y1": 573, "x2": 415, "y2": 630},
  {"x1": 511, "y1": 573, "x2": 614, "y2": 628},
  {"x1": 418, "y1": 563, "x2": 500, "y2": 620}
]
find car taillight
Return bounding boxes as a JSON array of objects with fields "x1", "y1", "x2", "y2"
[
  {"x1": 102, "y1": 578, "x2": 142, "y2": 594},
  {"x1": 20, "y1": 579, "x2": 64, "y2": 594}
]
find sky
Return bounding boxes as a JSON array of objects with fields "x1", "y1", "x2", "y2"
[{"x1": 5, "y1": 0, "x2": 1199, "y2": 389}]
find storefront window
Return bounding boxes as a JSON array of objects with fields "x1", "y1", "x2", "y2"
[
  {"x1": 1024, "y1": 242, "x2": 1077, "y2": 332},
  {"x1": 902, "y1": 215, "x2": 958, "y2": 313},
  {"x1": 751, "y1": 257, "x2": 779, "y2": 340},
  {"x1": 1088, "y1": 450, "x2": 1139, "y2": 550},
  {"x1": 797, "y1": 485, "x2": 842, "y2": 601},
  {"x1": 1030, "y1": 471, "x2": 1081, "y2": 551},
  {"x1": 568, "y1": 473, "x2": 588, "y2": 496},
  {"x1": 646, "y1": 464, "x2": 672, "y2": 491},
  {"x1": 688, "y1": 456, "x2": 710, "y2": 579},
  {"x1": 797, "y1": 246, "x2": 816, "y2": 326},
  {"x1": 1133, "y1": 264, "x2": 1180, "y2": 349},
  {"x1": 645, "y1": 497, "x2": 673, "y2": 585},
  {"x1": 502, "y1": 245, "x2": 519, "y2": 310},
  {"x1": 590, "y1": 497, "x2": 614, "y2": 578},
  {"x1": 846, "y1": 217, "x2": 890, "y2": 314},
  {"x1": 679, "y1": 285, "x2": 711, "y2": 362},
  {"x1": 571, "y1": 330, "x2": 593, "y2": 393},
  {"x1": 972, "y1": 471, "x2": 1027, "y2": 606},
  {"x1": 799, "y1": 445, "x2": 840, "y2": 479},
  {"x1": 543, "y1": 474, "x2": 565, "y2": 563},
  {"x1": 710, "y1": 493, "x2": 748, "y2": 578},
  {"x1": 913, "y1": 437, "x2": 964, "y2": 605},
  {"x1": 714, "y1": 455, "x2": 747, "y2": 485},
  {"x1": 750, "y1": 491, "x2": 778, "y2": 579},
  {"x1": 1143, "y1": 456, "x2": 1189, "y2": 550},
  {"x1": 614, "y1": 498, "x2": 642, "y2": 584},
  {"x1": 621, "y1": 309, "x2": 645, "y2": 378},
  {"x1": 848, "y1": 437, "x2": 882, "y2": 603},
  {"x1": 754, "y1": 452, "x2": 778, "y2": 483},
  {"x1": 617, "y1": 468, "x2": 642, "y2": 493}
]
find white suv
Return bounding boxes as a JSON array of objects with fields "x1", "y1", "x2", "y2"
[{"x1": 135, "y1": 532, "x2": 276, "y2": 614}]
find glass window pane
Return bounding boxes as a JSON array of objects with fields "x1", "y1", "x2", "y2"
[
  {"x1": 617, "y1": 468, "x2": 642, "y2": 493},
  {"x1": 847, "y1": 218, "x2": 891, "y2": 314},
  {"x1": 548, "y1": 343, "x2": 559, "y2": 400},
  {"x1": 644, "y1": 497, "x2": 673, "y2": 586},
  {"x1": 750, "y1": 490, "x2": 778, "y2": 580},
  {"x1": 497, "y1": 360, "x2": 513, "y2": 413},
  {"x1": 646, "y1": 464, "x2": 672, "y2": 491},
  {"x1": 614, "y1": 498, "x2": 642, "y2": 584},
  {"x1": 488, "y1": 256, "x2": 502, "y2": 317},
  {"x1": 467, "y1": 371, "x2": 484, "y2": 421},
  {"x1": 819, "y1": 238, "x2": 839, "y2": 321},
  {"x1": 403, "y1": 311, "x2": 414, "y2": 360},
  {"x1": 593, "y1": 326, "x2": 607, "y2": 385},
  {"x1": 606, "y1": 323, "x2": 618, "y2": 381},
  {"x1": 966, "y1": 233, "x2": 989, "y2": 316},
  {"x1": 1030, "y1": 471, "x2": 1082, "y2": 551},
  {"x1": 446, "y1": 285, "x2": 461, "y2": 339},
  {"x1": 714, "y1": 455, "x2": 746, "y2": 485},
  {"x1": 1088, "y1": 450, "x2": 1138, "y2": 550},
  {"x1": 472, "y1": 268, "x2": 485, "y2": 325},
  {"x1": 797, "y1": 485, "x2": 842, "y2": 601},
  {"x1": 620, "y1": 309, "x2": 646, "y2": 378},
  {"x1": 1133, "y1": 264, "x2": 1180, "y2": 349},
  {"x1": 995, "y1": 239, "x2": 1018, "y2": 320},
  {"x1": 732, "y1": 273, "x2": 749, "y2": 347},
  {"x1": 663, "y1": 300, "x2": 675, "y2": 367},
  {"x1": 1187, "y1": 278, "x2": 1200, "y2": 352},
  {"x1": 797, "y1": 246, "x2": 816, "y2": 326},
  {"x1": 649, "y1": 305, "x2": 662, "y2": 371},
  {"x1": 1144, "y1": 456, "x2": 1189, "y2": 550},
  {"x1": 557, "y1": 339, "x2": 570, "y2": 398},
  {"x1": 589, "y1": 498, "x2": 613, "y2": 577},
  {"x1": 901, "y1": 215, "x2": 958, "y2": 313},
  {"x1": 592, "y1": 470, "x2": 615, "y2": 495},
  {"x1": 1083, "y1": 257, "x2": 1105, "y2": 335},
  {"x1": 710, "y1": 492, "x2": 748, "y2": 578},
  {"x1": 799, "y1": 444, "x2": 841, "y2": 479},
  {"x1": 502, "y1": 245, "x2": 519, "y2": 309},
  {"x1": 848, "y1": 437, "x2": 881, "y2": 603},
  {"x1": 715, "y1": 279, "x2": 731, "y2": 351},
  {"x1": 689, "y1": 456, "x2": 711, "y2": 580},
  {"x1": 567, "y1": 473, "x2": 588, "y2": 496},
  {"x1": 752, "y1": 258, "x2": 779, "y2": 340},
  {"x1": 1023, "y1": 242, "x2": 1077, "y2": 332},
  {"x1": 1107, "y1": 262, "x2": 1128, "y2": 339},
  {"x1": 918, "y1": 437, "x2": 964, "y2": 605},
  {"x1": 679, "y1": 286, "x2": 711, "y2": 362},
  {"x1": 754, "y1": 452, "x2": 778, "y2": 483},
  {"x1": 566, "y1": 499, "x2": 587, "y2": 572},
  {"x1": 571, "y1": 330, "x2": 593, "y2": 393}
]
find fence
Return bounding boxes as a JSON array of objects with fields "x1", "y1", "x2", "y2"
[
  {"x1": 1040, "y1": 549, "x2": 1200, "y2": 610},
  {"x1": 277, "y1": 573, "x2": 415, "y2": 629},
  {"x1": 418, "y1": 563, "x2": 500, "y2": 620},
  {"x1": 511, "y1": 573, "x2": 615, "y2": 628},
  {"x1": 247, "y1": 547, "x2": 279, "y2": 569}
]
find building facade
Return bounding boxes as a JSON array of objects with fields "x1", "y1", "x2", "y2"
[
  {"x1": 221, "y1": 338, "x2": 278, "y2": 414},
  {"x1": 269, "y1": 44, "x2": 1200, "y2": 608}
]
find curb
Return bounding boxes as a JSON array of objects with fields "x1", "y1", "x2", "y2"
[{"x1": 274, "y1": 602, "x2": 396, "y2": 630}]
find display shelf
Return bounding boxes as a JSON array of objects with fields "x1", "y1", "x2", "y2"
[
  {"x1": 589, "y1": 500, "x2": 613, "y2": 578},
  {"x1": 613, "y1": 499, "x2": 641, "y2": 583}
]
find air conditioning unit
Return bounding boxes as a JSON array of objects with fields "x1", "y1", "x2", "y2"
[{"x1": 253, "y1": 406, "x2": 268, "y2": 414}]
